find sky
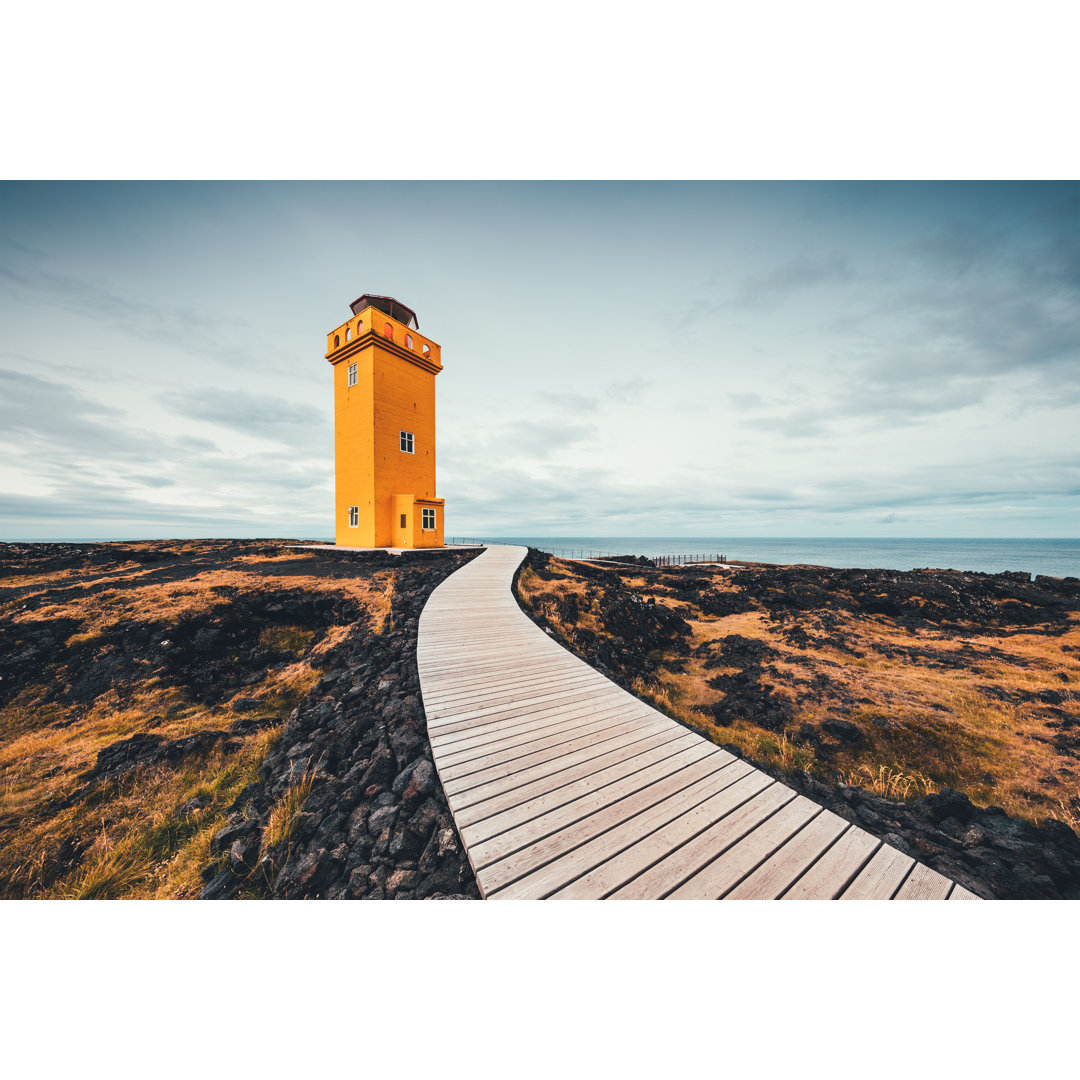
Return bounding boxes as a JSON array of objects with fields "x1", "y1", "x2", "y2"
[{"x1": 1, "y1": 180, "x2": 1078, "y2": 540}]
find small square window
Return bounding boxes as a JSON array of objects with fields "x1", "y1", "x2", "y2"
[
  {"x1": 347, "y1": 363, "x2": 357, "y2": 387},
  {"x1": 348, "y1": 505, "x2": 358, "y2": 528},
  {"x1": 422, "y1": 507, "x2": 436, "y2": 530},
  {"x1": 400, "y1": 431, "x2": 414, "y2": 454}
]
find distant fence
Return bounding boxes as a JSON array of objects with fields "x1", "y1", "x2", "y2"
[
  {"x1": 654, "y1": 553, "x2": 729, "y2": 567},
  {"x1": 448, "y1": 537, "x2": 731, "y2": 567}
]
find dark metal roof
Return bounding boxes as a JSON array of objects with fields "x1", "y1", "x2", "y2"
[{"x1": 349, "y1": 294, "x2": 419, "y2": 330}]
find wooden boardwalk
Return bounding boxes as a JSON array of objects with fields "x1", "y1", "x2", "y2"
[{"x1": 417, "y1": 545, "x2": 979, "y2": 900}]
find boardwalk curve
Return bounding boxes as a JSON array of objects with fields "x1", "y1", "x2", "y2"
[{"x1": 417, "y1": 545, "x2": 979, "y2": 900}]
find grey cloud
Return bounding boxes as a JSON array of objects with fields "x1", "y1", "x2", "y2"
[
  {"x1": 675, "y1": 253, "x2": 855, "y2": 333},
  {"x1": 444, "y1": 419, "x2": 596, "y2": 465},
  {"x1": 908, "y1": 221, "x2": 1010, "y2": 279},
  {"x1": 0, "y1": 261, "x2": 300, "y2": 377},
  {"x1": 128, "y1": 474, "x2": 176, "y2": 488},
  {"x1": 728, "y1": 392, "x2": 766, "y2": 411},
  {"x1": 0, "y1": 367, "x2": 331, "y2": 539},
  {"x1": 175, "y1": 434, "x2": 219, "y2": 452},
  {"x1": 731, "y1": 253, "x2": 853, "y2": 309},
  {"x1": 443, "y1": 438, "x2": 1080, "y2": 534},
  {"x1": 0, "y1": 369, "x2": 155, "y2": 461},
  {"x1": 536, "y1": 379, "x2": 652, "y2": 413},
  {"x1": 604, "y1": 378, "x2": 652, "y2": 404},
  {"x1": 159, "y1": 388, "x2": 325, "y2": 442},
  {"x1": 536, "y1": 391, "x2": 601, "y2": 414}
]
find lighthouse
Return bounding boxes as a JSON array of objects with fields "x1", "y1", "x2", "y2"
[{"x1": 324, "y1": 294, "x2": 445, "y2": 548}]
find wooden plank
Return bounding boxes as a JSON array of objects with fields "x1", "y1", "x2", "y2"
[
  {"x1": 724, "y1": 809, "x2": 850, "y2": 900},
  {"x1": 427, "y1": 686, "x2": 636, "y2": 737},
  {"x1": 840, "y1": 844, "x2": 915, "y2": 900},
  {"x1": 486, "y1": 756, "x2": 756, "y2": 899},
  {"x1": 665, "y1": 796, "x2": 821, "y2": 900},
  {"x1": 468, "y1": 740, "x2": 730, "y2": 872},
  {"x1": 422, "y1": 668, "x2": 603, "y2": 710},
  {"x1": 893, "y1": 862, "x2": 953, "y2": 900},
  {"x1": 449, "y1": 715, "x2": 675, "y2": 811},
  {"x1": 453, "y1": 726, "x2": 692, "y2": 830},
  {"x1": 548, "y1": 765, "x2": 770, "y2": 899},
  {"x1": 429, "y1": 697, "x2": 644, "y2": 750},
  {"x1": 949, "y1": 884, "x2": 983, "y2": 900},
  {"x1": 460, "y1": 731, "x2": 703, "y2": 847},
  {"x1": 420, "y1": 659, "x2": 583, "y2": 696},
  {"x1": 420, "y1": 660, "x2": 577, "y2": 688},
  {"x1": 779, "y1": 826, "x2": 880, "y2": 900},
  {"x1": 608, "y1": 781, "x2": 795, "y2": 900},
  {"x1": 426, "y1": 680, "x2": 629, "y2": 724},
  {"x1": 434, "y1": 701, "x2": 640, "y2": 764},
  {"x1": 418, "y1": 638, "x2": 557, "y2": 661},
  {"x1": 438, "y1": 708, "x2": 661, "y2": 787},
  {"x1": 444, "y1": 713, "x2": 670, "y2": 800}
]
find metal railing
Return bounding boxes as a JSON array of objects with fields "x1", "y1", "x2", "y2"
[{"x1": 654, "y1": 553, "x2": 729, "y2": 567}]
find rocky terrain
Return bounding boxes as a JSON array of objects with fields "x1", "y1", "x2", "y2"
[
  {"x1": 200, "y1": 553, "x2": 482, "y2": 900},
  {"x1": 516, "y1": 550, "x2": 1080, "y2": 899},
  {"x1": 0, "y1": 539, "x2": 481, "y2": 899}
]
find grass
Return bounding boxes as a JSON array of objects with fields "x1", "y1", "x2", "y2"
[
  {"x1": 516, "y1": 554, "x2": 1080, "y2": 830},
  {"x1": 6, "y1": 726, "x2": 285, "y2": 900},
  {"x1": 264, "y1": 765, "x2": 317, "y2": 851},
  {"x1": 838, "y1": 764, "x2": 939, "y2": 801},
  {"x1": 258, "y1": 625, "x2": 316, "y2": 654},
  {"x1": 0, "y1": 540, "x2": 401, "y2": 898}
]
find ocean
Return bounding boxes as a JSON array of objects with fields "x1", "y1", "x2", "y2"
[
  {"x1": 8, "y1": 534, "x2": 1078, "y2": 579},
  {"x1": 458, "y1": 536, "x2": 1080, "y2": 579}
]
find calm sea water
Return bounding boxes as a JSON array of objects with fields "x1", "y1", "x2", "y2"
[
  {"x1": 464, "y1": 537, "x2": 1080, "y2": 579},
  {"x1": 10, "y1": 535, "x2": 1078, "y2": 579}
]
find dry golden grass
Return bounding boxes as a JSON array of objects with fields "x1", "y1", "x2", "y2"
[
  {"x1": 517, "y1": 556, "x2": 1080, "y2": 829},
  {"x1": 0, "y1": 542, "x2": 394, "y2": 898},
  {"x1": 12, "y1": 564, "x2": 394, "y2": 643},
  {"x1": 2, "y1": 726, "x2": 283, "y2": 899},
  {"x1": 264, "y1": 765, "x2": 317, "y2": 851}
]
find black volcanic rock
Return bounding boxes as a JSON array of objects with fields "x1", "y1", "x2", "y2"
[{"x1": 198, "y1": 552, "x2": 482, "y2": 901}]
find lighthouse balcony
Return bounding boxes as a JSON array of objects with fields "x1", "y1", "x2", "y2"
[{"x1": 326, "y1": 308, "x2": 441, "y2": 368}]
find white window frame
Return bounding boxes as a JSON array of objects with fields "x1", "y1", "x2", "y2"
[
  {"x1": 400, "y1": 430, "x2": 415, "y2": 454},
  {"x1": 347, "y1": 363, "x2": 357, "y2": 387},
  {"x1": 348, "y1": 505, "x2": 359, "y2": 528},
  {"x1": 422, "y1": 507, "x2": 436, "y2": 531}
]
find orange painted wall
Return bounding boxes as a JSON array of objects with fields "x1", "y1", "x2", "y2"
[{"x1": 325, "y1": 304, "x2": 445, "y2": 548}]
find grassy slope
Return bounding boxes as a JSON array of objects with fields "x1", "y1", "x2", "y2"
[{"x1": 516, "y1": 557, "x2": 1080, "y2": 833}]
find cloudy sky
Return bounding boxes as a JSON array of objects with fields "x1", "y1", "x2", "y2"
[{"x1": 1, "y1": 181, "x2": 1077, "y2": 540}]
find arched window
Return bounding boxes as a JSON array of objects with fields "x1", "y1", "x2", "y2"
[
  {"x1": 422, "y1": 343, "x2": 431, "y2": 358},
  {"x1": 333, "y1": 335, "x2": 340, "y2": 348},
  {"x1": 345, "y1": 326, "x2": 351, "y2": 341},
  {"x1": 405, "y1": 334, "x2": 413, "y2": 350},
  {"x1": 356, "y1": 320, "x2": 363, "y2": 335},
  {"x1": 383, "y1": 323, "x2": 393, "y2": 340}
]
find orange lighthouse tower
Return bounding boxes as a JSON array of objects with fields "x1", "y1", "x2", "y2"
[{"x1": 324, "y1": 294, "x2": 445, "y2": 548}]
